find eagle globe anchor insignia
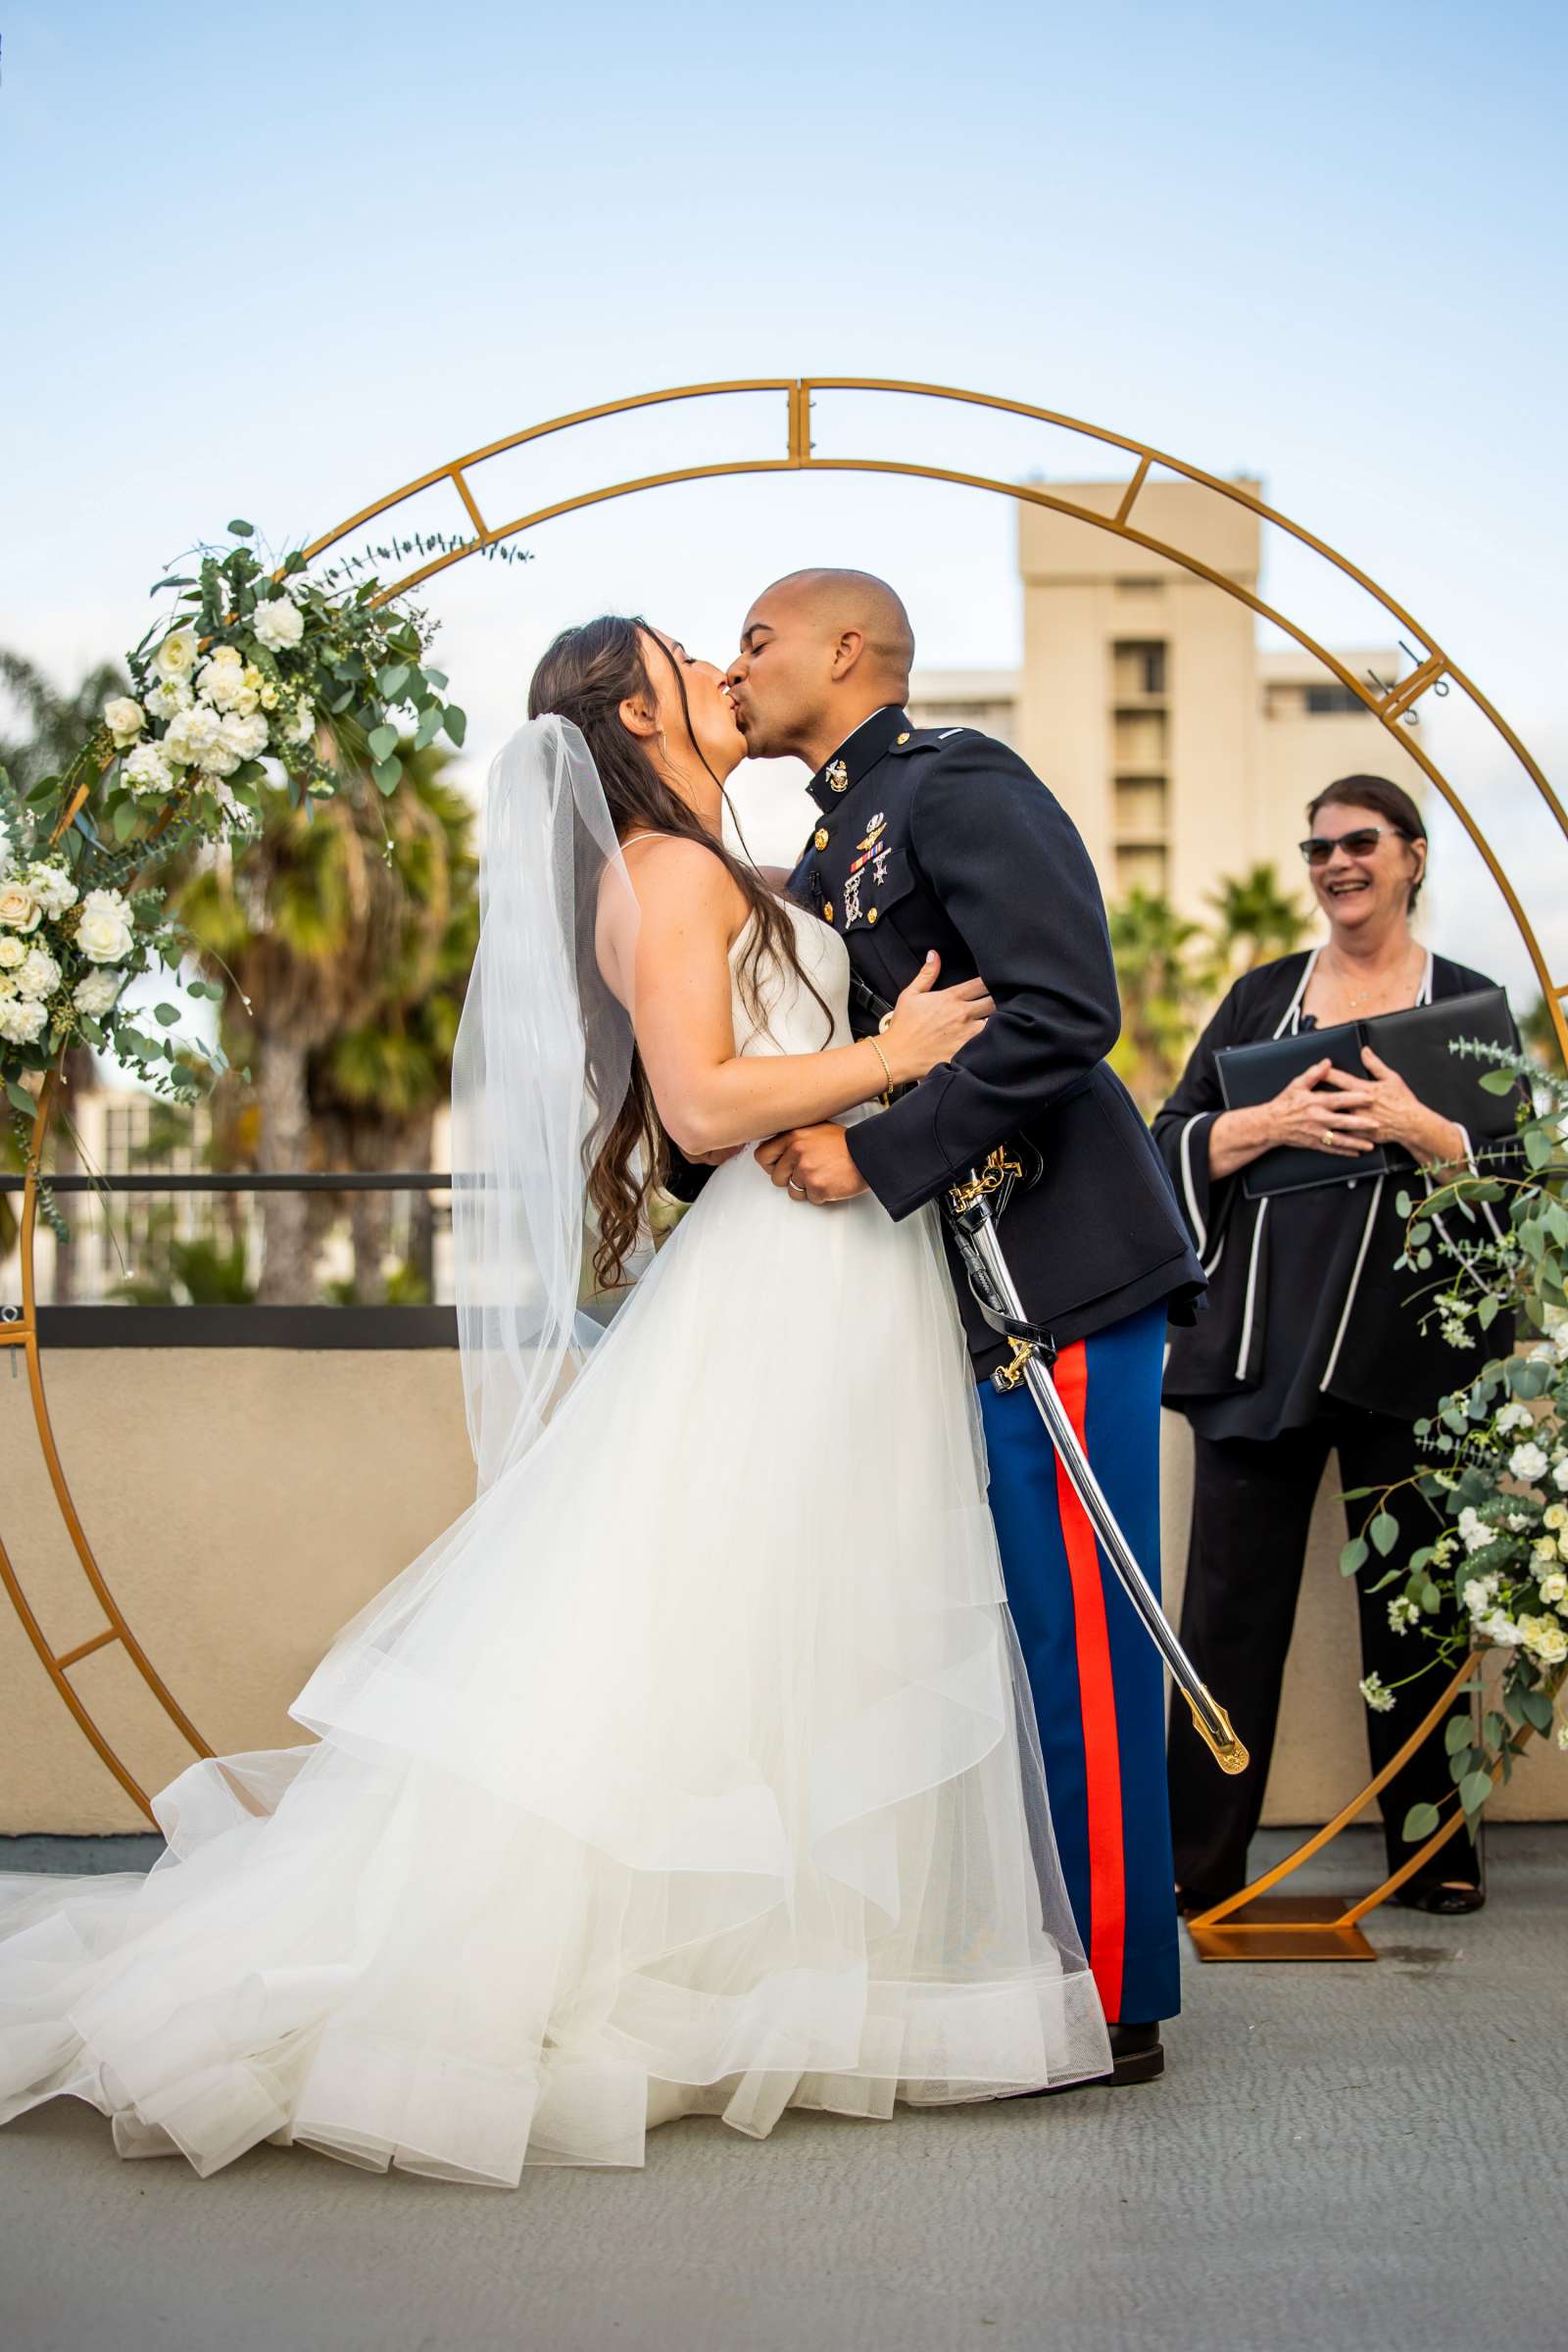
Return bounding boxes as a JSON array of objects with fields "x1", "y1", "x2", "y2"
[{"x1": 943, "y1": 1146, "x2": 1250, "y2": 1779}]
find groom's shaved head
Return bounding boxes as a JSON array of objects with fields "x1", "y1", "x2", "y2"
[
  {"x1": 761, "y1": 570, "x2": 915, "y2": 682},
  {"x1": 728, "y1": 569, "x2": 916, "y2": 766}
]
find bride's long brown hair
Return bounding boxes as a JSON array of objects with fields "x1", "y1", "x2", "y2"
[{"x1": 528, "y1": 615, "x2": 830, "y2": 1289}]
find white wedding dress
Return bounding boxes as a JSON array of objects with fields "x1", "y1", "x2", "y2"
[{"x1": 0, "y1": 897, "x2": 1109, "y2": 2185}]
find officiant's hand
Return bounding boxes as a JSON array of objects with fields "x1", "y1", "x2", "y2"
[
  {"x1": 756, "y1": 1125, "x2": 869, "y2": 1203},
  {"x1": 1321, "y1": 1047, "x2": 1468, "y2": 1167}
]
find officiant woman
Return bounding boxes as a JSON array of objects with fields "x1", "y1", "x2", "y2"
[{"x1": 1156, "y1": 774, "x2": 1517, "y2": 1918}]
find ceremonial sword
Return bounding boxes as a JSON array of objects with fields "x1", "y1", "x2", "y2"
[{"x1": 943, "y1": 1146, "x2": 1249, "y2": 1777}]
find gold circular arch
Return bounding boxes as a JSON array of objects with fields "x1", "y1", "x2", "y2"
[{"x1": 6, "y1": 377, "x2": 1563, "y2": 1931}]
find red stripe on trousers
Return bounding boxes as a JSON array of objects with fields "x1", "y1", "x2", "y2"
[{"x1": 1051, "y1": 1340, "x2": 1126, "y2": 2023}]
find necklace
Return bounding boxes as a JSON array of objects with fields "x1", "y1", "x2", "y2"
[{"x1": 1321, "y1": 941, "x2": 1420, "y2": 1007}]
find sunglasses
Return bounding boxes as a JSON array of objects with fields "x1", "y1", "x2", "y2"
[{"x1": 1298, "y1": 824, "x2": 1410, "y2": 867}]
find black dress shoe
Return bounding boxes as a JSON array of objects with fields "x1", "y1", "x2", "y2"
[
  {"x1": 1392, "y1": 1881, "x2": 1486, "y2": 1916},
  {"x1": 1106, "y1": 2022, "x2": 1164, "y2": 2085}
]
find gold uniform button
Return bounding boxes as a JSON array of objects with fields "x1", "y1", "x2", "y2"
[
  {"x1": 823, "y1": 902, "x2": 834, "y2": 923},
  {"x1": 896, "y1": 731, "x2": 910, "y2": 745},
  {"x1": 867, "y1": 907, "x2": 879, "y2": 924},
  {"x1": 814, "y1": 828, "x2": 829, "y2": 851}
]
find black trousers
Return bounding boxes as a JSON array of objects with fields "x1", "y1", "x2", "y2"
[{"x1": 1166, "y1": 1405, "x2": 1481, "y2": 1905}]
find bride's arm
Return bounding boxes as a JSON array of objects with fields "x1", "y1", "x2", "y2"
[{"x1": 605, "y1": 839, "x2": 986, "y2": 1158}]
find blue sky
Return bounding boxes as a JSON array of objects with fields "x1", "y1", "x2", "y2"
[{"x1": 2, "y1": 0, "x2": 1564, "y2": 988}]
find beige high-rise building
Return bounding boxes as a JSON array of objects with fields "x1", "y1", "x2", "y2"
[{"x1": 908, "y1": 477, "x2": 1428, "y2": 918}]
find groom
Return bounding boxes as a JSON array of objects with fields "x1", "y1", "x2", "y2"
[{"x1": 726, "y1": 570, "x2": 1205, "y2": 2082}]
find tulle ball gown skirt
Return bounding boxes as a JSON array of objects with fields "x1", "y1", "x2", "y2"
[{"x1": 0, "y1": 1147, "x2": 1109, "y2": 2184}]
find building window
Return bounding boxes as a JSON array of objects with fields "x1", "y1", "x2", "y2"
[
  {"x1": 1114, "y1": 777, "x2": 1168, "y2": 840},
  {"x1": 1303, "y1": 683, "x2": 1366, "y2": 715},
  {"x1": 1114, "y1": 842, "x2": 1168, "y2": 897},
  {"x1": 1113, "y1": 640, "x2": 1167, "y2": 699}
]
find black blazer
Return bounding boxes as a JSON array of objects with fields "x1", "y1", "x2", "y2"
[
  {"x1": 787, "y1": 706, "x2": 1204, "y2": 1376},
  {"x1": 1154, "y1": 949, "x2": 1518, "y2": 1439}
]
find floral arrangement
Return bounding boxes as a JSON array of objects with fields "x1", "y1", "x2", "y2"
[
  {"x1": 1, "y1": 524, "x2": 464, "y2": 1206},
  {"x1": 1348, "y1": 1038, "x2": 1568, "y2": 1844}
]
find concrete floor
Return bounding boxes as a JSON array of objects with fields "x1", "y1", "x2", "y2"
[{"x1": 1, "y1": 1825, "x2": 1562, "y2": 2352}]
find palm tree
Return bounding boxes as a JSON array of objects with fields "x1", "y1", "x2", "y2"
[
  {"x1": 307, "y1": 753, "x2": 477, "y2": 1300},
  {"x1": 175, "y1": 732, "x2": 462, "y2": 1303},
  {"x1": 1202, "y1": 861, "x2": 1313, "y2": 984},
  {"x1": 1107, "y1": 890, "x2": 1204, "y2": 1114},
  {"x1": 0, "y1": 649, "x2": 132, "y2": 1296}
]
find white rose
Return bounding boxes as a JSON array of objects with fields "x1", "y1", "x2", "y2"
[
  {"x1": 1534, "y1": 1536, "x2": 1558, "y2": 1562},
  {"x1": 24, "y1": 861, "x2": 78, "y2": 917},
  {"x1": 1494, "y1": 1401, "x2": 1533, "y2": 1435},
  {"x1": 234, "y1": 662, "x2": 265, "y2": 716},
  {"x1": 0, "y1": 933, "x2": 24, "y2": 969},
  {"x1": 122, "y1": 743, "x2": 175, "y2": 801},
  {"x1": 197, "y1": 645, "x2": 247, "y2": 710},
  {"x1": 1539, "y1": 1571, "x2": 1568, "y2": 1605},
  {"x1": 16, "y1": 946, "x2": 60, "y2": 1000},
  {"x1": 251, "y1": 596, "x2": 305, "y2": 653},
  {"x1": 150, "y1": 626, "x2": 199, "y2": 683},
  {"x1": 145, "y1": 675, "x2": 193, "y2": 720},
  {"x1": 73, "y1": 969, "x2": 122, "y2": 1017},
  {"x1": 75, "y1": 888, "x2": 135, "y2": 964},
  {"x1": 103, "y1": 695, "x2": 145, "y2": 749},
  {"x1": 163, "y1": 705, "x2": 223, "y2": 768},
  {"x1": 1544, "y1": 1503, "x2": 1568, "y2": 1532},
  {"x1": 0, "y1": 880, "x2": 42, "y2": 934},
  {"x1": 219, "y1": 711, "x2": 269, "y2": 763},
  {"x1": 1510, "y1": 1442, "x2": 1550, "y2": 1484},
  {"x1": 1554, "y1": 1456, "x2": 1568, "y2": 1494},
  {"x1": 0, "y1": 995, "x2": 47, "y2": 1046},
  {"x1": 1526, "y1": 1620, "x2": 1568, "y2": 1666}
]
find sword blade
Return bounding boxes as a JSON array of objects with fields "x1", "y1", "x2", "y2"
[{"x1": 966, "y1": 1215, "x2": 1249, "y2": 1777}]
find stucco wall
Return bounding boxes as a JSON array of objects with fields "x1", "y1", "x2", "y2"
[{"x1": 3, "y1": 1348, "x2": 1564, "y2": 1835}]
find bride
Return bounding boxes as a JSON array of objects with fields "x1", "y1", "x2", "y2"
[{"x1": 0, "y1": 615, "x2": 1110, "y2": 2185}]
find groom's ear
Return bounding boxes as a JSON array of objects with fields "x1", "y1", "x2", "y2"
[
  {"x1": 829, "y1": 627, "x2": 867, "y2": 681},
  {"x1": 618, "y1": 691, "x2": 660, "y2": 740}
]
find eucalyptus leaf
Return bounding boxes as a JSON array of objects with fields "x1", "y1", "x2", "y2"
[
  {"x1": 1402, "y1": 1802, "x2": 1442, "y2": 1841},
  {"x1": 377, "y1": 662, "x2": 410, "y2": 701},
  {"x1": 1479, "y1": 1069, "x2": 1519, "y2": 1095},
  {"x1": 6, "y1": 1079, "x2": 37, "y2": 1118},
  {"x1": 368, "y1": 724, "x2": 399, "y2": 762},
  {"x1": 1458, "y1": 1768, "x2": 1493, "y2": 1815},
  {"x1": 227, "y1": 518, "x2": 255, "y2": 537},
  {"x1": 1369, "y1": 1509, "x2": 1400, "y2": 1557},
  {"x1": 372, "y1": 755, "x2": 403, "y2": 797},
  {"x1": 443, "y1": 704, "x2": 467, "y2": 748},
  {"x1": 1444, "y1": 1713, "x2": 1474, "y2": 1755},
  {"x1": 1339, "y1": 1536, "x2": 1369, "y2": 1577},
  {"x1": 1519, "y1": 1686, "x2": 1554, "y2": 1736}
]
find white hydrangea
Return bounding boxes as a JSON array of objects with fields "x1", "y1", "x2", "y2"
[
  {"x1": 1494, "y1": 1401, "x2": 1534, "y2": 1436},
  {"x1": 163, "y1": 705, "x2": 224, "y2": 769},
  {"x1": 219, "y1": 710, "x2": 269, "y2": 763},
  {"x1": 145, "y1": 675, "x2": 193, "y2": 721},
  {"x1": 1456, "y1": 1506, "x2": 1493, "y2": 1556},
  {"x1": 122, "y1": 743, "x2": 174, "y2": 801},
  {"x1": 0, "y1": 880, "x2": 42, "y2": 934},
  {"x1": 16, "y1": 946, "x2": 60, "y2": 1000},
  {"x1": 1462, "y1": 1576, "x2": 1498, "y2": 1616},
  {"x1": 1509, "y1": 1442, "x2": 1550, "y2": 1485},
  {"x1": 103, "y1": 695, "x2": 145, "y2": 750},
  {"x1": 1359, "y1": 1672, "x2": 1396, "y2": 1713},
  {"x1": 73, "y1": 969, "x2": 122, "y2": 1017},
  {"x1": 251, "y1": 595, "x2": 305, "y2": 653},
  {"x1": 196, "y1": 645, "x2": 248, "y2": 710},
  {"x1": 75, "y1": 888, "x2": 135, "y2": 964},
  {"x1": 150, "y1": 626, "x2": 199, "y2": 683},
  {"x1": 1478, "y1": 1609, "x2": 1528, "y2": 1648},
  {"x1": 24, "y1": 861, "x2": 78, "y2": 918},
  {"x1": 0, "y1": 994, "x2": 47, "y2": 1046}
]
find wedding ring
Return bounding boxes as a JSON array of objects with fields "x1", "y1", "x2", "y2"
[
  {"x1": 1322, "y1": 1128, "x2": 1334, "y2": 1147},
  {"x1": 788, "y1": 1180, "x2": 808, "y2": 1199}
]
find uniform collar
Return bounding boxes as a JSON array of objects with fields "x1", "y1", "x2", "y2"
[{"x1": 806, "y1": 705, "x2": 909, "y2": 811}]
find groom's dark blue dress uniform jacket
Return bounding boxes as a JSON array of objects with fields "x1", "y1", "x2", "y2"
[{"x1": 785, "y1": 703, "x2": 1204, "y2": 1374}]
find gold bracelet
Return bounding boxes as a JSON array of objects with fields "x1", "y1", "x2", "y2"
[{"x1": 868, "y1": 1037, "x2": 894, "y2": 1098}]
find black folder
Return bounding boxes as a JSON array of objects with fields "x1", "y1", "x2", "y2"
[{"x1": 1215, "y1": 987, "x2": 1519, "y2": 1200}]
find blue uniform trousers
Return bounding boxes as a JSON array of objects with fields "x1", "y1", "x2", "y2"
[{"x1": 979, "y1": 1300, "x2": 1180, "y2": 2024}]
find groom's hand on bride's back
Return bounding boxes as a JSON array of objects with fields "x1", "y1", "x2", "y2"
[{"x1": 756, "y1": 1126, "x2": 869, "y2": 1203}]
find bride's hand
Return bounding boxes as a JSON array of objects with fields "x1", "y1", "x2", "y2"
[{"x1": 880, "y1": 955, "x2": 994, "y2": 1087}]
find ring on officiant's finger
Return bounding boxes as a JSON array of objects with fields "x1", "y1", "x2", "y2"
[{"x1": 1322, "y1": 1128, "x2": 1334, "y2": 1147}]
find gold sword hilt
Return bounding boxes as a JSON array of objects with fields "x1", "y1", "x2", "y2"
[{"x1": 1185, "y1": 1687, "x2": 1250, "y2": 1776}]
